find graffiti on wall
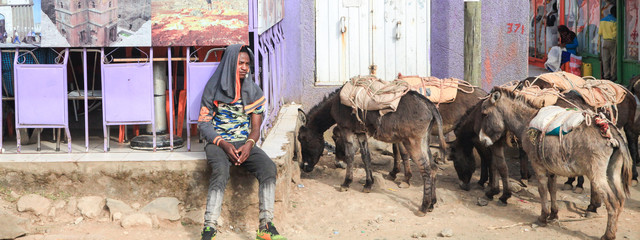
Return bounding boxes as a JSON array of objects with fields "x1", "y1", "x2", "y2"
[
  {"x1": 627, "y1": 0, "x2": 639, "y2": 60},
  {"x1": 482, "y1": 0, "x2": 528, "y2": 90},
  {"x1": 151, "y1": 0, "x2": 248, "y2": 46}
]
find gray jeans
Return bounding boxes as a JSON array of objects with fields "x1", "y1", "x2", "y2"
[
  {"x1": 203, "y1": 141, "x2": 277, "y2": 228},
  {"x1": 602, "y1": 39, "x2": 616, "y2": 81}
]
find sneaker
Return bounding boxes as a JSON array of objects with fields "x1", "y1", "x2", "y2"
[
  {"x1": 201, "y1": 226, "x2": 217, "y2": 240},
  {"x1": 256, "y1": 222, "x2": 287, "y2": 240}
]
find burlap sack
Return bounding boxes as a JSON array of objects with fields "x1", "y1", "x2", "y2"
[
  {"x1": 575, "y1": 80, "x2": 627, "y2": 108},
  {"x1": 532, "y1": 72, "x2": 626, "y2": 109},
  {"x1": 535, "y1": 71, "x2": 586, "y2": 91},
  {"x1": 503, "y1": 85, "x2": 559, "y2": 108},
  {"x1": 340, "y1": 75, "x2": 410, "y2": 115},
  {"x1": 399, "y1": 76, "x2": 459, "y2": 103}
]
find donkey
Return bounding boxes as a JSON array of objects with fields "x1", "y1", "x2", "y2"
[
  {"x1": 450, "y1": 89, "x2": 589, "y2": 204},
  {"x1": 478, "y1": 87, "x2": 632, "y2": 240},
  {"x1": 332, "y1": 85, "x2": 488, "y2": 187},
  {"x1": 449, "y1": 101, "x2": 493, "y2": 191},
  {"x1": 298, "y1": 88, "x2": 446, "y2": 214},
  {"x1": 626, "y1": 75, "x2": 640, "y2": 184},
  {"x1": 517, "y1": 77, "x2": 639, "y2": 191}
]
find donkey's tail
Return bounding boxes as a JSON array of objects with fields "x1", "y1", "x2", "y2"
[
  {"x1": 620, "y1": 148, "x2": 633, "y2": 197},
  {"x1": 430, "y1": 104, "x2": 447, "y2": 163},
  {"x1": 608, "y1": 131, "x2": 632, "y2": 203}
]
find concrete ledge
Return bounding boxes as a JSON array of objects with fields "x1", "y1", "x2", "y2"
[
  {"x1": 0, "y1": 152, "x2": 206, "y2": 162},
  {"x1": 0, "y1": 104, "x2": 302, "y2": 232}
]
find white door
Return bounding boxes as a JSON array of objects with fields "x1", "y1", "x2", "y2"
[{"x1": 315, "y1": 0, "x2": 430, "y2": 85}]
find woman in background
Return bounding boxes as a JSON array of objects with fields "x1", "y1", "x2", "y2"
[{"x1": 545, "y1": 25, "x2": 578, "y2": 72}]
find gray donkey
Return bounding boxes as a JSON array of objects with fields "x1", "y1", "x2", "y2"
[
  {"x1": 477, "y1": 87, "x2": 632, "y2": 240},
  {"x1": 298, "y1": 88, "x2": 446, "y2": 215}
]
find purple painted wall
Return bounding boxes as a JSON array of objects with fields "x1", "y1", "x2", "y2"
[
  {"x1": 283, "y1": 0, "x2": 529, "y2": 110},
  {"x1": 430, "y1": 1, "x2": 465, "y2": 80},
  {"x1": 282, "y1": 0, "x2": 338, "y2": 111},
  {"x1": 431, "y1": 0, "x2": 529, "y2": 90},
  {"x1": 480, "y1": 1, "x2": 529, "y2": 89},
  {"x1": 281, "y1": 0, "x2": 304, "y2": 105}
]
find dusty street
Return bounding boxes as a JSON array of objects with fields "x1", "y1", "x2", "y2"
[{"x1": 13, "y1": 145, "x2": 640, "y2": 240}]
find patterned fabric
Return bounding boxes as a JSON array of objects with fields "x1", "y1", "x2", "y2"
[{"x1": 213, "y1": 100, "x2": 264, "y2": 142}]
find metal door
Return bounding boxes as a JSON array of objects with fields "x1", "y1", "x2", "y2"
[{"x1": 315, "y1": 0, "x2": 430, "y2": 85}]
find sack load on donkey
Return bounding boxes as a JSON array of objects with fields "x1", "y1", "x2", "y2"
[
  {"x1": 338, "y1": 75, "x2": 484, "y2": 187},
  {"x1": 517, "y1": 72, "x2": 638, "y2": 190},
  {"x1": 477, "y1": 87, "x2": 632, "y2": 240},
  {"x1": 298, "y1": 75, "x2": 447, "y2": 215},
  {"x1": 529, "y1": 106, "x2": 586, "y2": 136}
]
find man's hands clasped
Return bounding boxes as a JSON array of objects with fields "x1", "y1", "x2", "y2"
[{"x1": 219, "y1": 140, "x2": 254, "y2": 166}]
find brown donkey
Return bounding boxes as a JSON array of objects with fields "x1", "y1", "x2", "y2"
[
  {"x1": 298, "y1": 88, "x2": 446, "y2": 214},
  {"x1": 478, "y1": 87, "x2": 632, "y2": 240},
  {"x1": 332, "y1": 85, "x2": 488, "y2": 188}
]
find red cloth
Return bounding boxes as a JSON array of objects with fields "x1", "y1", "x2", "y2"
[{"x1": 594, "y1": 116, "x2": 611, "y2": 138}]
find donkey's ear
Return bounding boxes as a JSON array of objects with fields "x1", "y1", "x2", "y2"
[
  {"x1": 490, "y1": 91, "x2": 501, "y2": 104},
  {"x1": 298, "y1": 108, "x2": 307, "y2": 125}
]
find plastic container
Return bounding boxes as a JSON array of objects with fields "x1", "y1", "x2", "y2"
[{"x1": 582, "y1": 62, "x2": 593, "y2": 77}]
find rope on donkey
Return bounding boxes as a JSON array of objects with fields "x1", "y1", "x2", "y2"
[
  {"x1": 397, "y1": 74, "x2": 476, "y2": 107},
  {"x1": 344, "y1": 75, "x2": 411, "y2": 124}
]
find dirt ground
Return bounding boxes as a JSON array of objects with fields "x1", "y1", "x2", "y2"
[{"x1": 16, "y1": 145, "x2": 640, "y2": 240}]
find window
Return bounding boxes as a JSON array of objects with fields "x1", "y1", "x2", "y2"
[
  {"x1": 626, "y1": 0, "x2": 640, "y2": 60},
  {"x1": 92, "y1": 1, "x2": 95, "y2": 8},
  {"x1": 80, "y1": 30, "x2": 86, "y2": 44},
  {"x1": 110, "y1": 26, "x2": 117, "y2": 41},
  {"x1": 109, "y1": 1, "x2": 111, "y2": 7},
  {"x1": 59, "y1": 1, "x2": 63, "y2": 8}
]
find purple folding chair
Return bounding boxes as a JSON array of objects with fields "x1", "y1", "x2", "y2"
[
  {"x1": 185, "y1": 47, "x2": 224, "y2": 151},
  {"x1": 100, "y1": 48, "x2": 155, "y2": 152},
  {"x1": 13, "y1": 48, "x2": 71, "y2": 153}
]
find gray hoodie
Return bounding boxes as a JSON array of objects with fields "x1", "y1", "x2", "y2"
[{"x1": 197, "y1": 44, "x2": 265, "y2": 145}]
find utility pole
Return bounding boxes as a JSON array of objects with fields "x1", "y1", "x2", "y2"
[{"x1": 464, "y1": 0, "x2": 481, "y2": 87}]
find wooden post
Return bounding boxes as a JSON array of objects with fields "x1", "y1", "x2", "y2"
[
  {"x1": 616, "y1": 0, "x2": 624, "y2": 84},
  {"x1": 464, "y1": 0, "x2": 481, "y2": 87}
]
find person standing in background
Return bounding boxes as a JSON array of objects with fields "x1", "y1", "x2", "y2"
[
  {"x1": 12, "y1": 30, "x2": 20, "y2": 44},
  {"x1": 599, "y1": 6, "x2": 617, "y2": 81}
]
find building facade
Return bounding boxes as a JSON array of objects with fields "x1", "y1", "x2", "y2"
[
  {"x1": 55, "y1": 0, "x2": 118, "y2": 46},
  {"x1": 0, "y1": 0, "x2": 36, "y2": 43},
  {"x1": 283, "y1": 0, "x2": 530, "y2": 110}
]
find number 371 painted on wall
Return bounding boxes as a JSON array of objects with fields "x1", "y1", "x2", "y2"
[{"x1": 506, "y1": 23, "x2": 526, "y2": 34}]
